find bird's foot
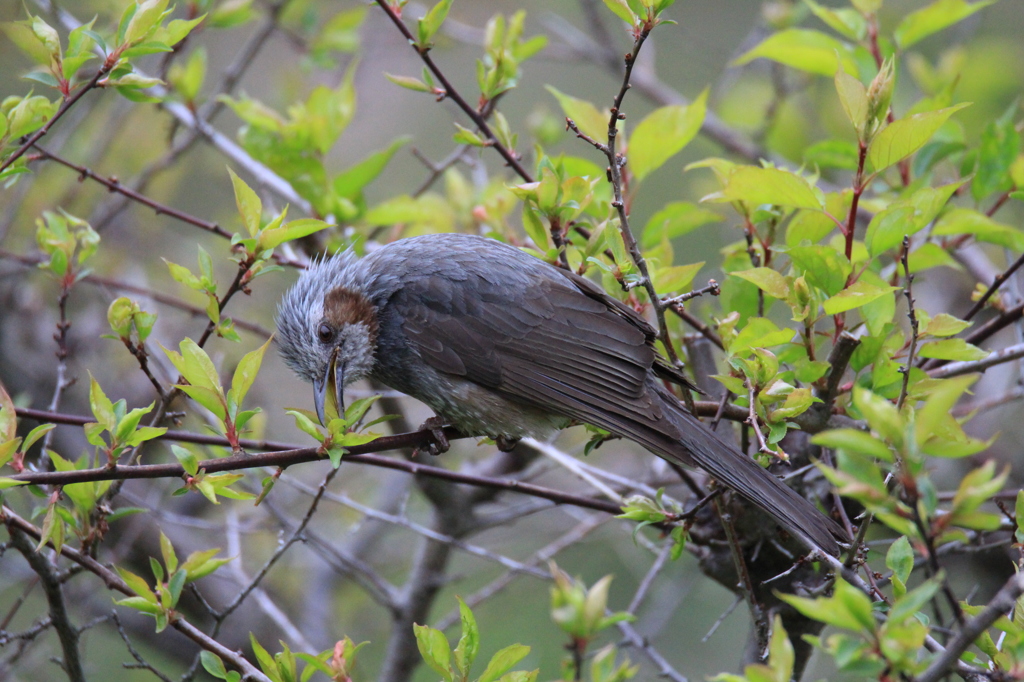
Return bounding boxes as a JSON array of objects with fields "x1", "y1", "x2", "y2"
[
  {"x1": 416, "y1": 416, "x2": 450, "y2": 456},
  {"x1": 494, "y1": 435, "x2": 520, "y2": 452}
]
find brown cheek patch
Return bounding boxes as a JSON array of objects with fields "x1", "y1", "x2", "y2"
[{"x1": 324, "y1": 288, "x2": 378, "y2": 341}]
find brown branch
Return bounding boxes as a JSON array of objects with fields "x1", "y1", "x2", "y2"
[
  {"x1": 1, "y1": 508, "x2": 272, "y2": 682},
  {"x1": 373, "y1": 0, "x2": 533, "y2": 182},
  {"x1": 927, "y1": 342, "x2": 1024, "y2": 379},
  {"x1": 7, "y1": 528, "x2": 85, "y2": 682},
  {"x1": 916, "y1": 572, "x2": 1024, "y2": 682},
  {"x1": 897, "y1": 237, "x2": 919, "y2": 410},
  {"x1": 0, "y1": 64, "x2": 112, "y2": 174},
  {"x1": 31, "y1": 146, "x2": 232, "y2": 238},
  {"x1": 820, "y1": 332, "x2": 860, "y2": 414},
  {"x1": 961, "y1": 248, "x2": 1024, "y2": 322},
  {"x1": 7, "y1": 412, "x2": 630, "y2": 515}
]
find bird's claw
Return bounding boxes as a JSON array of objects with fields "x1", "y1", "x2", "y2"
[
  {"x1": 416, "y1": 416, "x2": 450, "y2": 456},
  {"x1": 495, "y1": 435, "x2": 520, "y2": 452}
]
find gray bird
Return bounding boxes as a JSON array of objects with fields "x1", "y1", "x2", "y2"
[{"x1": 276, "y1": 233, "x2": 847, "y2": 556}]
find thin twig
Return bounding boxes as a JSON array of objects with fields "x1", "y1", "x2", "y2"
[
  {"x1": 41, "y1": 278, "x2": 73, "y2": 453},
  {"x1": 0, "y1": 64, "x2": 112, "y2": 174},
  {"x1": 927, "y1": 342, "x2": 1024, "y2": 379},
  {"x1": 916, "y1": 572, "x2": 1024, "y2": 682},
  {"x1": 1, "y1": 506, "x2": 273, "y2": 682},
  {"x1": 30, "y1": 146, "x2": 231, "y2": 238},
  {"x1": 714, "y1": 495, "x2": 769, "y2": 661},
  {"x1": 373, "y1": 0, "x2": 533, "y2": 182},
  {"x1": 897, "y1": 236, "x2": 918, "y2": 410},
  {"x1": 7, "y1": 529, "x2": 85, "y2": 682}
]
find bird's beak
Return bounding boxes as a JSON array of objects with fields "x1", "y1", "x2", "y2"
[{"x1": 313, "y1": 350, "x2": 346, "y2": 427}]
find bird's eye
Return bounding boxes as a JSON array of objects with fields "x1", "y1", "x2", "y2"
[{"x1": 317, "y1": 323, "x2": 334, "y2": 344}]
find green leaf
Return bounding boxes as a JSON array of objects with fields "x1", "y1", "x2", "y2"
[
  {"x1": 931, "y1": 207, "x2": 1024, "y2": 251},
  {"x1": 868, "y1": 104, "x2": 971, "y2": 172},
  {"x1": 124, "y1": 0, "x2": 170, "y2": 47},
  {"x1": 641, "y1": 202, "x2": 722, "y2": 247},
  {"x1": 822, "y1": 280, "x2": 898, "y2": 315},
  {"x1": 164, "y1": 260, "x2": 203, "y2": 290},
  {"x1": 972, "y1": 104, "x2": 1020, "y2": 202},
  {"x1": 889, "y1": 578, "x2": 941, "y2": 623},
  {"x1": 785, "y1": 245, "x2": 851, "y2": 296},
  {"x1": 728, "y1": 317, "x2": 796, "y2": 355},
  {"x1": 259, "y1": 218, "x2": 329, "y2": 253},
  {"x1": 334, "y1": 136, "x2": 410, "y2": 201},
  {"x1": 894, "y1": 0, "x2": 997, "y2": 49},
  {"x1": 453, "y1": 123, "x2": 487, "y2": 147},
  {"x1": 780, "y1": 578, "x2": 874, "y2": 632},
  {"x1": 916, "y1": 338, "x2": 988, "y2": 361},
  {"x1": 227, "y1": 167, "x2": 262, "y2": 237},
  {"x1": 865, "y1": 180, "x2": 965, "y2": 257},
  {"x1": 0, "y1": 381, "x2": 16, "y2": 442},
  {"x1": 171, "y1": 444, "x2": 200, "y2": 476},
  {"x1": 916, "y1": 375, "x2": 978, "y2": 446},
  {"x1": 731, "y1": 267, "x2": 790, "y2": 299},
  {"x1": 417, "y1": 0, "x2": 454, "y2": 47},
  {"x1": 1015, "y1": 491, "x2": 1024, "y2": 544},
  {"x1": 118, "y1": 567, "x2": 157, "y2": 603},
  {"x1": 602, "y1": 0, "x2": 638, "y2": 24},
  {"x1": 812, "y1": 429, "x2": 894, "y2": 461},
  {"x1": 453, "y1": 597, "x2": 479, "y2": 678},
  {"x1": 924, "y1": 313, "x2": 971, "y2": 337},
  {"x1": 628, "y1": 90, "x2": 707, "y2": 182},
  {"x1": 733, "y1": 28, "x2": 859, "y2": 77},
  {"x1": 886, "y1": 536, "x2": 914, "y2": 592},
  {"x1": 804, "y1": 0, "x2": 867, "y2": 40},
  {"x1": 153, "y1": 15, "x2": 206, "y2": 48},
  {"x1": 853, "y1": 385, "x2": 904, "y2": 446},
  {"x1": 546, "y1": 86, "x2": 607, "y2": 143},
  {"x1": 413, "y1": 624, "x2": 452, "y2": 682},
  {"x1": 835, "y1": 64, "x2": 869, "y2": 135},
  {"x1": 179, "y1": 338, "x2": 221, "y2": 391},
  {"x1": 655, "y1": 262, "x2": 704, "y2": 292},
  {"x1": 385, "y1": 73, "x2": 432, "y2": 92},
  {"x1": 2, "y1": 21, "x2": 53, "y2": 66},
  {"x1": 228, "y1": 338, "x2": 271, "y2": 410},
  {"x1": 704, "y1": 166, "x2": 824, "y2": 210},
  {"x1": 201, "y1": 651, "x2": 230, "y2": 680},
  {"x1": 478, "y1": 644, "x2": 531, "y2": 682},
  {"x1": 89, "y1": 375, "x2": 116, "y2": 430}
]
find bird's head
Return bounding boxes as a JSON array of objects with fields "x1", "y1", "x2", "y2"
[{"x1": 276, "y1": 254, "x2": 379, "y2": 425}]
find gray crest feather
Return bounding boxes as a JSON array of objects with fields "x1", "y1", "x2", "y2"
[{"x1": 275, "y1": 249, "x2": 362, "y2": 382}]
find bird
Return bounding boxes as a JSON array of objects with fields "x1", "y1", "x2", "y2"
[{"x1": 276, "y1": 233, "x2": 847, "y2": 556}]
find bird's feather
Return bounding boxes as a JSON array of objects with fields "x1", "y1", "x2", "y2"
[{"x1": 370, "y1": 234, "x2": 847, "y2": 555}]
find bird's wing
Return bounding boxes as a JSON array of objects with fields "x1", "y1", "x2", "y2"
[{"x1": 393, "y1": 263, "x2": 673, "y2": 433}]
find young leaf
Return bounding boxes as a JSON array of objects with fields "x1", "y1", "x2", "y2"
[
  {"x1": 868, "y1": 104, "x2": 971, "y2": 172},
  {"x1": 545, "y1": 86, "x2": 607, "y2": 143},
  {"x1": 229, "y1": 338, "x2": 272, "y2": 408},
  {"x1": 478, "y1": 644, "x2": 531, "y2": 682},
  {"x1": 731, "y1": 267, "x2": 790, "y2": 300},
  {"x1": 413, "y1": 624, "x2": 453, "y2": 682},
  {"x1": 704, "y1": 166, "x2": 824, "y2": 210},
  {"x1": 453, "y1": 597, "x2": 479, "y2": 678},
  {"x1": 227, "y1": 167, "x2": 262, "y2": 237},
  {"x1": 418, "y1": 0, "x2": 454, "y2": 47},
  {"x1": 821, "y1": 280, "x2": 898, "y2": 315},
  {"x1": 894, "y1": 0, "x2": 997, "y2": 49},
  {"x1": 733, "y1": 28, "x2": 859, "y2": 77},
  {"x1": 628, "y1": 90, "x2": 707, "y2": 182}
]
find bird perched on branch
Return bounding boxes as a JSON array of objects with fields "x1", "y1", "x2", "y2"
[{"x1": 276, "y1": 233, "x2": 847, "y2": 556}]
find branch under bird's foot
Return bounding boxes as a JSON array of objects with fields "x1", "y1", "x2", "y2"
[{"x1": 415, "y1": 416, "x2": 450, "y2": 456}]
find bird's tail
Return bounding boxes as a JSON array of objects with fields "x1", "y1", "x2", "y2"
[{"x1": 626, "y1": 382, "x2": 848, "y2": 557}]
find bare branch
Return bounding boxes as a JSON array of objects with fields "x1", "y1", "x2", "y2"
[{"x1": 917, "y1": 572, "x2": 1024, "y2": 682}]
